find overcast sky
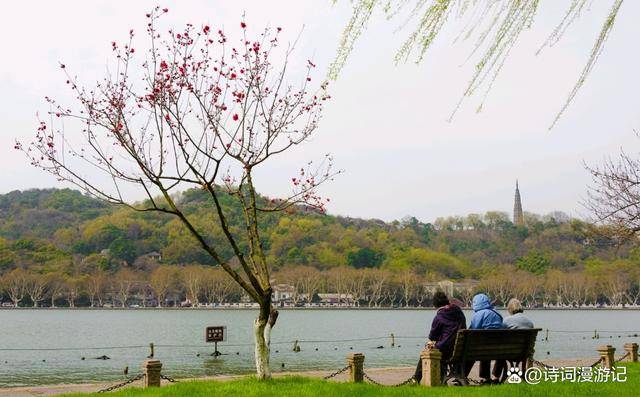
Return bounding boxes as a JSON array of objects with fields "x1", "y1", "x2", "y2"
[{"x1": 1, "y1": 1, "x2": 639, "y2": 222}]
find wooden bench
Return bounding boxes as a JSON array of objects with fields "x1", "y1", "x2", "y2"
[{"x1": 444, "y1": 328, "x2": 541, "y2": 385}]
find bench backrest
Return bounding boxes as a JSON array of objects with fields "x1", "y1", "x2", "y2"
[{"x1": 448, "y1": 328, "x2": 541, "y2": 362}]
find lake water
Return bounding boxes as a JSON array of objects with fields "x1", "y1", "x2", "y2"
[{"x1": 0, "y1": 309, "x2": 639, "y2": 387}]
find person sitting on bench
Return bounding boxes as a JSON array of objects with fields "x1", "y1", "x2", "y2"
[
  {"x1": 468, "y1": 293, "x2": 503, "y2": 384},
  {"x1": 413, "y1": 291, "x2": 466, "y2": 383},
  {"x1": 492, "y1": 298, "x2": 534, "y2": 382},
  {"x1": 502, "y1": 298, "x2": 534, "y2": 329}
]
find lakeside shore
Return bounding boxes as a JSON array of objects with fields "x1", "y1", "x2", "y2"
[{"x1": 0, "y1": 358, "x2": 602, "y2": 396}]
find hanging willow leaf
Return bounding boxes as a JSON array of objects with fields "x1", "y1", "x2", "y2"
[{"x1": 332, "y1": 0, "x2": 625, "y2": 129}]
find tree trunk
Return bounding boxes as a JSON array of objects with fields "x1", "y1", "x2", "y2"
[
  {"x1": 253, "y1": 300, "x2": 278, "y2": 380},
  {"x1": 11, "y1": 295, "x2": 21, "y2": 307},
  {"x1": 253, "y1": 317, "x2": 271, "y2": 380}
]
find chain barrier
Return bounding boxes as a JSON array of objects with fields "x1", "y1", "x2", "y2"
[
  {"x1": 363, "y1": 372, "x2": 384, "y2": 386},
  {"x1": 393, "y1": 377, "x2": 416, "y2": 387},
  {"x1": 615, "y1": 352, "x2": 630, "y2": 363},
  {"x1": 464, "y1": 373, "x2": 484, "y2": 385},
  {"x1": 97, "y1": 374, "x2": 144, "y2": 393},
  {"x1": 0, "y1": 336, "x2": 396, "y2": 352},
  {"x1": 573, "y1": 357, "x2": 604, "y2": 376},
  {"x1": 532, "y1": 356, "x2": 604, "y2": 370},
  {"x1": 323, "y1": 366, "x2": 349, "y2": 380},
  {"x1": 363, "y1": 372, "x2": 415, "y2": 387},
  {"x1": 531, "y1": 359, "x2": 554, "y2": 370},
  {"x1": 1, "y1": 329, "x2": 636, "y2": 352},
  {"x1": 160, "y1": 374, "x2": 178, "y2": 383},
  {"x1": 589, "y1": 357, "x2": 603, "y2": 368},
  {"x1": 0, "y1": 345, "x2": 148, "y2": 352}
]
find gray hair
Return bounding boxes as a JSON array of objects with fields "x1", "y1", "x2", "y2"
[{"x1": 507, "y1": 298, "x2": 523, "y2": 315}]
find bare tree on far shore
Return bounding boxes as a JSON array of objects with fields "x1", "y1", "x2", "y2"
[
  {"x1": 150, "y1": 265, "x2": 180, "y2": 308},
  {"x1": 45, "y1": 274, "x2": 65, "y2": 308},
  {"x1": 25, "y1": 272, "x2": 47, "y2": 308},
  {"x1": 85, "y1": 269, "x2": 108, "y2": 307},
  {"x1": 2, "y1": 269, "x2": 28, "y2": 307},
  {"x1": 202, "y1": 267, "x2": 237, "y2": 305},
  {"x1": 586, "y1": 139, "x2": 640, "y2": 242}
]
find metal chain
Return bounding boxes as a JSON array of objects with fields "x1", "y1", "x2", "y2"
[
  {"x1": 589, "y1": 357, "x2": 603, "y2": 368},
  {"x1": 531, "y1": 359, "x2": 554, "y2": 370},
  {"x1": 466, "y1": 377, "x2": 482, "y2": 385},
  {"x1": 363, "y1": 372, "x2": 384, "y2": 386},
  {"x1": 160, "y1": 374, "x2": 178, "y2": 383},
  {"x1": 363, "y1": 372, "x2": 415, "y2": 387},
  {"x1": 533, "y1": 357, "x2": 603, "y2": 370},
  {"x1": 572, "y1": 357, "x2": 604, "y2": 377},
  {"x1": 615, "y1": 352, "x2": 630, "y2": 363},
  {"x1": 323, "y1": 366, "x2": 349, "y2": 380},
  {"x1": 97, "y1": 374, "x2": 145, "y2": 393},
  {"x1": 392, "y1": 377, "x2": 416, "y2": 387}
]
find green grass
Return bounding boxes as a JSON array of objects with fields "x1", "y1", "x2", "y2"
[{"x1": 63, "y1": 364, "x2": 639, "y2": 397}]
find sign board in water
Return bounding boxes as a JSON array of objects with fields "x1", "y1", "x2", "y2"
[
  {"x1": 206, "y1": 326, "x2": 226, "y2": 357},
  {"x1": 206, "y1": 326, "x2": 226, "y2": 343}
]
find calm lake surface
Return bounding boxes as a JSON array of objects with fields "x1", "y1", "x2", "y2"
[{"x1": 1, "y1": 309, "x2": 639, "y2": 387}]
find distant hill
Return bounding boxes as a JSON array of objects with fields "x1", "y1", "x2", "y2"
[{"x1": 0, "y1": 188, "x2": 626, "y2": 277}]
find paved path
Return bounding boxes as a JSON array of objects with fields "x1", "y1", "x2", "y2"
[{"x1": 0, "y1": 358, "x2": 600, "y2": 396}]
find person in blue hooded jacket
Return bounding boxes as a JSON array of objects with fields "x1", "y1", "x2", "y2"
[
  {"x1": 468, "y1": 293, "x2": 503, "y2": 383},
  {"x1": 470, "y1": 293, "x2": 503, "y2": 330}
]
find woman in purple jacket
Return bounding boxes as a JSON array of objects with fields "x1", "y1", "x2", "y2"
[{"x1": 413, "y1": 291, "x2": 467, "y2": 383}]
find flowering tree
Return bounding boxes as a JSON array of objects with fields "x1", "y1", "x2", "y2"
[{"x1": 19, "y1": 7, "x2": 336, "y2": 379}]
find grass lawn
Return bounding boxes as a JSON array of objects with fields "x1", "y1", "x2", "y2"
[{"x1": 63, "y1": 363, "x2": 639, "y2": 397}]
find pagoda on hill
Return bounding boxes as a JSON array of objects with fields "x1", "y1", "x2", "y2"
[{"x1": 513, "y1": 180, "x2": 524, "y2": 226}]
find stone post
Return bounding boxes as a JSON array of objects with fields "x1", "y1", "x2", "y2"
[
  {"x1": 596, "y1": 345, "x2": 615, "y2": 369},
  {"x1": 143, "y1": 359, "x2": 162, "y2": 388},
  {"x1": 347, "y1": 353, "x2": 365, "y2": 383},
  {"x1": 420, "y1": 348, "x2": 442, "y2": 387},
  {"x1": 624, "y1": 343, "x2": 638, "y2": 362}
]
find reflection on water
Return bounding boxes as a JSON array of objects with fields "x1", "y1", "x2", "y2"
[{"x1": 0, "y1": 309, "x2": 638, "y2": 387}]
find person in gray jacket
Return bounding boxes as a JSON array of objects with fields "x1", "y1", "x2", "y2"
[
  {"x1": 493, "y1": 298, "x2": 534, "y2": 382},
  {"x1": 503, "y1": 298, "x2": 534, "y2": 329}
]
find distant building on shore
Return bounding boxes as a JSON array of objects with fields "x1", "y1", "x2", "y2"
[
  {"x1": 513, "y1": 180, "x2": 524, "y2": 226},
  {"x1": 317, "y1": 293, "x2": 354, "y2": 306},
  {"x1": 272, "y1": 284, "x2": 296, "y2": 304}
]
